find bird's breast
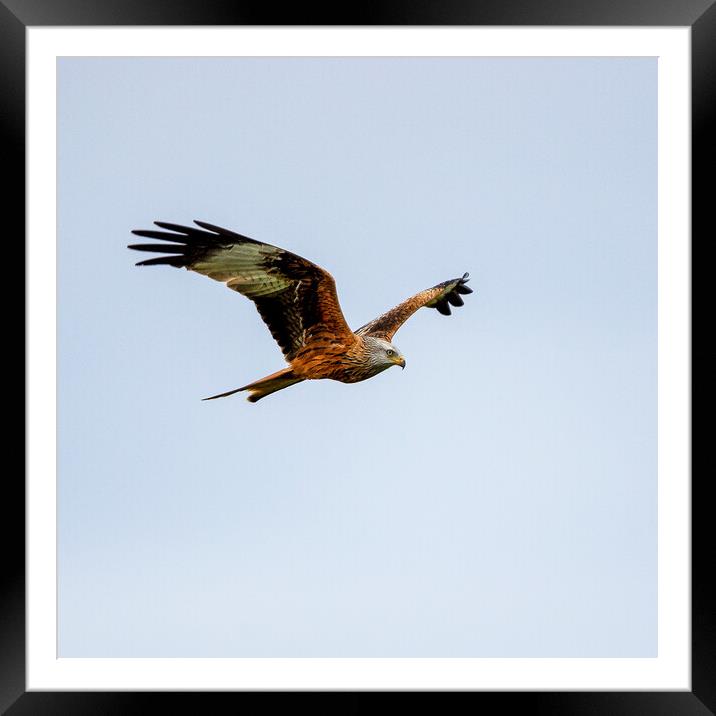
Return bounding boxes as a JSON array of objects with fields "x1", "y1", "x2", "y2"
[{"x1": 290, "y1": 339, "x2": 380, "y2": 383}]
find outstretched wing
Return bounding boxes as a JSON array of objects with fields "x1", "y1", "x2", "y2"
[
  {"x1": 355, "y1": 273, "x2": 473, "y2": 341},
  {"x1": 129, "y1": 220, "x2": 356, "y2": 360}
]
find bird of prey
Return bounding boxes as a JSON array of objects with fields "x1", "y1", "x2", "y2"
[{"x1": 129, "y1": 221, "x2": 472, "y2": 402}]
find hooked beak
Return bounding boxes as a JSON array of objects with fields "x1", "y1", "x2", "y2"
[{"x1": 394, "y1": 356, "x2": 406, "y2": 370}]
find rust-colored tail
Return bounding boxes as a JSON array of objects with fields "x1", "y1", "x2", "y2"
[{"x1": 202, "y1": 367, "x2": 304, "y2": 403}]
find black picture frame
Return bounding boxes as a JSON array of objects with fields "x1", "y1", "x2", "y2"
[{"x1": 8, "y1": 1, "x2": 708, "y2": 712}]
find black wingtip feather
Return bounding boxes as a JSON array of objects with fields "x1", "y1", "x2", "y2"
[
  {"x1": 134, "y1": 256, "x2": 186, "y2": 267},
  {"x1": 431, "y1": 272, "x2": 472, "y2": 316},
  {"x1": 129, "y1": 220, "x2": 237, "y2": 268},
  {"x1": 193, "y1": 220, "x2": 261, "y2": 245},
  {"x1": 153, "y1": 221, "x2": 195, "y2": 233},
  {"x1": 131, "y1": 220, "x2": 261, "y2": 258},
  {"x1": 455, "y1": 272, "x2": 473, "y2": 295},
  {"x1": 193, "y1": 220, "x2": 224, "y2": 232}
]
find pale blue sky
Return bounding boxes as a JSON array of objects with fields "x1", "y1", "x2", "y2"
[{"x1": 57, "y1": 57, "x2": 657, "y2": 656}]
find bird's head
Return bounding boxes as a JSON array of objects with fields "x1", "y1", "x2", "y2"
[{"x1": 364, "y1": 336, "x2": 406, "y2": 371}]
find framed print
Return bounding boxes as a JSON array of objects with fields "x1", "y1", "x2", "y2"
[{"x1": 10, "y1": 1, "x2": 709, "y2": 712}]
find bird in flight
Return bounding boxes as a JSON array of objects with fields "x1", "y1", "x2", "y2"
[{"x1": 129, "y1": 221, "x2": 472, "y2": 402}]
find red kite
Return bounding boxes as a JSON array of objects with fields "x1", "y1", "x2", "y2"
[{"x1": 129, "y1": 221, "x2": 472, "y2": 402}]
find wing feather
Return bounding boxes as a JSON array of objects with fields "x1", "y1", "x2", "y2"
[
  {"x1": 355, "y1": 273, "x2": 472, "y2": 341},
  {"x1": 129, "y1": 221, "x2": 356, "y2": 360}
]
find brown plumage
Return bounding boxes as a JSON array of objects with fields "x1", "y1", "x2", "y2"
[{"x1": 128, "y1": 220, "x2": 473, "y2": 402}]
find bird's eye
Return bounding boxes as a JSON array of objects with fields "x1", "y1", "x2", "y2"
[{"x1": 386, "y1": 349, "x2": 395, "y2": 357}]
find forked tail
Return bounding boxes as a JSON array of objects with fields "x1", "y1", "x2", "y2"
[{"x1": 202, "y1": 367, "x2": 304, "y2": 403}]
